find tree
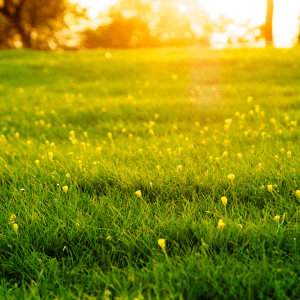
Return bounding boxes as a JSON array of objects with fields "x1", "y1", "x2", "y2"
[
  {"x1": 265, "y1": 0, "x2": 273, "y2": 45},
  {"x1": 83, "y1": 0, "x2": 212, "y2": 49},
  {"x1": 0, "y1": 0, "x2": 85, "y2": 49}
]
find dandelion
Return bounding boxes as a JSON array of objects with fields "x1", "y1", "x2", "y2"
[
  {"x1": 107, "y1": 132, "x2": 112, "y2": 139},
  {"x1": 15, "y1": 132, "x2": 20, "y2": 139},
  {"x1": 96, "y1": 147, "x2": 102, "y2": 151},
  {"x1": 280, "y1": 148, "x2": 285, "y2": 154},
  {"x1": 296, "y1": 190, "x2": 300, "y2": 198},
  {"x1": 217, "y1": 219, "x2": 225, "y2": 229},
  {"x1": 50, "y1": 142, "x2": 55, "y2": 148},
  {"x1": 222, "y1": 151, "x2": 228, "y2": 157},
  {"x1": 237, "y1": 153, "x2": 242, "y2": 159},
  {"x1": 128, "y1": 134, "x2": 133, "y2": 139},
  {"x1": 274, "y1": 155, "x2": 278, "y2": 161},
  {"x1": 83, "y1": 131, "x2": 88, "y2": 138},
  {"x1": 154, "y1": 113, "x2": 159, "y2": 119},
  {"x1": 135, "y1": 190, "x2": 142, "y2": 198},
  {"x1": 62, "y1": 186, "x2": 68, "y2": 193},
  {"x1": 221, "y1": 196, "x2": 227, "y2": 205},
  {"x1": 138, "y1": 148, "x2": 143, "y2": 154},
  {"x1": 66, "y1": 174, "x2": 70, "y2": 178},
  {"x1": 149, "y1": 129, "x2": 154, "y2": 135},
  {"x1": 48, "y1": 152, "x2": 53, "y2": 159},
  {"x1": 35, "y1": 160, "x2": 40, "y2": 166},
  {"x1": 13, "y1": 223, "x2": 18, "y2": 233},
  {"x1": 158, "y1": 238, "x2": 166, "y2": 249},
  {"x1": 156, "y1": 165, "x2": 160, "y2": 170},
  {"x1": 274, "y1": 215, "x2": 280, "y2": 221},
  {"x1": 71, "y1": 139, "x2": 77, "y2": 145},
  {"x1": 122, "y1": 128, "x2": 127, "y2": 133},
  {"x1": 215, "y1": 157, "x2": 220, "y2": 163},
  {"x1": 278, "y1": 130, "x2": 282, "y2": 135},
  {"x1": 267, "y1": 185, "x2": 273, "y2": 192},
  {"x1": 10, "y1": 214, "x2": 17, "y2": 222},
  {"x1": 287, "y1": 151, "x2": 292, "y2": 158},
  {"x1": 68, "y1": 152, "x2": 74, "y2": 156},
  {"x1": 106, "y1": 235, "x2": 111, "y2": 240},
  {"x1": 228, "y1": 174, "x2": 235, "y2": 182}
]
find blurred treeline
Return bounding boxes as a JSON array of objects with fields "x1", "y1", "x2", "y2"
[
  {"x1": 0, "y1": 0, "x2": 286, "y2": 50},
  {"x1": 83, "y1": 0, "x2": 212, "y2": 49}
]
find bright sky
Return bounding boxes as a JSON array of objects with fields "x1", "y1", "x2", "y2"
[{"x1": 75, "y1": 0, "x2": 300, "y2": 47}]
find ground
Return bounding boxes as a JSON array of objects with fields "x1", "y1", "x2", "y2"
[{"x1": 0, "y1": 46, "x2": 300, "y2": 299}]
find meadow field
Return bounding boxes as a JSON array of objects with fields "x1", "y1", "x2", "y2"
[{"x1": 1, "y1": 46, "x2": 300, "y2": 299}]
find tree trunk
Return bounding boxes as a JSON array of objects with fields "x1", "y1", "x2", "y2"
[{"x1": 265, "y1": 0, "x2": 273, "y2": 46}]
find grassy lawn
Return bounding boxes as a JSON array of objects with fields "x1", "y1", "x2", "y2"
[{"x1": 0, "y1": 46, "x2": 300, "y2": 299}]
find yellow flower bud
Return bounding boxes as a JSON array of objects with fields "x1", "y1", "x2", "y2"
[
  {"x1": 13, "y1": 223, "x2": 18, "y2": 233},
  {"x1": 228, "y1": 174, "x2": 235, "y2": 182},
  {"x1": 135, "y1": 190, "x2": 142, "y2": 198},
  {"x1": 217, "y1": 219, "x2": 225, "y2": 229},
  {"x1": 267, "y1": 185, "x2": 273, "y2": 192},
  {"x1": 221, "y1": 196, "x2": 227, "y2": 205},
  {"x1": 62, "y1": 186, "x2": 68, "y2": 193},
  {"x1": 10, "y1": 214, "x2": 17, "y2": 222},
  {"x1": 158, "y1": 238, "x2": 166, "y2": 249}
]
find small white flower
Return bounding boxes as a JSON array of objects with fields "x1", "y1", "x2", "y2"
[
  {"x1": 150, "y1": 182, "x2": 153, "y2": 188},
  {"x1": 57, "y1": 184, "x2": 60, "y2": 187},
  {"x1": 21, "y1": 188, "x2": 24, "y2": 191}
]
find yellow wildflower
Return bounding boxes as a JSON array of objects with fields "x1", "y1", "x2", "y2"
[
  {"x1": 222, "y1": 151, "x2": 228, "y2": 157},
  {"x1": 217, "y1": 219, "x2": 225, "y2": 229},
  {"x1": 274, "y1": 155, "x2": 278, "y2": 161},
  {"x1": 221, "y1": 196, "x2": 227, "y2": 205},
  {"x1": 107, "y1": 132, "x2": 112, "y2": 139},
  {"x1": 287, "y1": 151, "x2": 292, "y2": 158},
  {"x1": 296, "y1": 190, "x2": 300, "y2": 198},
  {"x1": 158, "y1": 238, "x2": 166, "y2": 249},
  {"x1": 10, "y1": 214, "x2": 17, "y2": 222},
  {"x1": 228, "y1": 174, "x2": 235, "y2": 182},
  {"x1": 62, "y1": 186, "x2": 68, "y2": 193},
  {"x1": 267, "y1": 185, "x2": 273, "y2": 192},
  {"x1": 237, "y1": 153, "x2": 242, "y2": 159},
  {"x1": 135, "y1": 190, "x2": 142, "y2": 198},
  {"x1": 274, "y1": 215, "x2": 280, "y2": 221},
  {"x1": 35, "y1": 160, "x2": 40, "y2": 166},
  {"x1": 13, "y1": 223, "x2": 18, "y2": 233},
  {"x1": 48, "y1": 152, "x2": 53, "y2": 159}
]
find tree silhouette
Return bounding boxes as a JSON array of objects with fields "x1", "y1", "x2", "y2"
[{"x1": 0, "y1": 0, "x2": 85, "y2": 49}]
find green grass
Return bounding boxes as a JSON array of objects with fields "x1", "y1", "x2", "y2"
[{"x1": 1, "y1": 46, "x2": 300, "y2": 299}]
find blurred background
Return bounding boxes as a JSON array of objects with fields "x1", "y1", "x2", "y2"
[{"x1": 0, "y1": 0, "x2": 299, "y2": 51}]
